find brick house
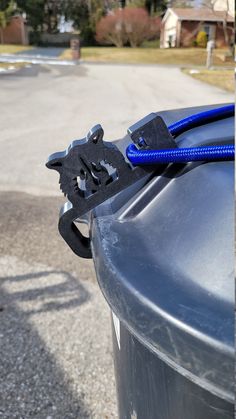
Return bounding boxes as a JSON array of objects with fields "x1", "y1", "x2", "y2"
[
  {"x1": 160, "y1": 8, "x2": 234, "y2": 48},
  {"x1": 1, "y1": 15, "x2": 28, "y2": 45}
]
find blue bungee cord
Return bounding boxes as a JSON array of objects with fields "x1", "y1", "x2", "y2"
[
  {"x1": 168, "y1": 104, "x2": 234, "y2": 137},
  {"x1": 126, "y1": 104, "x2": 235, "y2": 165}
]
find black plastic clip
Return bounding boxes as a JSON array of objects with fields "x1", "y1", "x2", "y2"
[{"x1": 46, "y1": 113, "x2": 176, "y2": 258}]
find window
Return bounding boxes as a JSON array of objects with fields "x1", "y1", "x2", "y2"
[{"x1": 203, "y1": 24, "x2": 216, "y2": 41}]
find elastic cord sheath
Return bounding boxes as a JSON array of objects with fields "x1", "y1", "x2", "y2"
[
  {"x1": 127, "y1": 144, "x2": 234, "y2": 165},
  {"x1": 168, "y1": 104, "x2": 234, "y2": 137}
]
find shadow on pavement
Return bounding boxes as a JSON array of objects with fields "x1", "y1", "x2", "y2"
[
  {"x1": 0, "y1": 191, "x2": 96, "y2": 281},
  {"x1": 0, "y1": 269, "x2": 91, "y2": 418},
  {"x1": 0, "y1": 269, "x2": 90, "y2": 315},
  {"x1": 0, "y1": 61, "x2": 89, "y2": 80},
  {"x1": 0, "y1": 64, "x2": 50, "y2": 78}
]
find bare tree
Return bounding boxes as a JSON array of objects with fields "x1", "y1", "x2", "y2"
[
  {"x1": 96, "y1": 9, "x2": 127, "y2": 47},
  {"x1": 96, "y1": 7, "x2": 160, "y2": 47}
]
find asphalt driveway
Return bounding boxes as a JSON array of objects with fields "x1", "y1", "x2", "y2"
[
  {"x1": 16, "y1": 47, "x2": 65, "y2": 58},
  {"x1": 0, "y1": 63, "x2": 233, "y2": 419}
]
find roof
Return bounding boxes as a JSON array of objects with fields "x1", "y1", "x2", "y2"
[{"x1": 168, "y1": 7, "x2": 234, "y2": 22}]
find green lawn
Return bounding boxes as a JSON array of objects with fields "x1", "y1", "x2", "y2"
[
  {"x1": 60, "y1": 47, "x2": 234, "y2": 67},
  {"x1": 182, "y1": 68, "x2": 234, "y2": 92},
  {"x1": 0, "y1": 44, "x2": 32, "y2": 54}
]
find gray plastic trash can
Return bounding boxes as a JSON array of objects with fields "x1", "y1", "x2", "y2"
[
  {"x1": 89, "y1": 106, "x2": 234, "y2": 419},
  {"x1": 46, "y1": 104, "x2": 234, "y2": 419}
]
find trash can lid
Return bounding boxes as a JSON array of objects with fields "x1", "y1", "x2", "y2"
[{"x1": 91, "y1": 105, "x2": 234, "y2": 403}]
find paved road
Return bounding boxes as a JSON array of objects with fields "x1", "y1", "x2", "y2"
[
  {"x1": 0, "y1": 63, "x2": 233, "y2": 419},
  {"x1": 0, "y1": 63, "x2": 232, "y2": 196},
  {"x1": 16, "y1": 47, "x2": 65, "y2": 57},
  {"x1": 1, "y1": 47, "x2": 73, "y2": 65}
]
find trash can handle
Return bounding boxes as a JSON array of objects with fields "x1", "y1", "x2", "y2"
[{"x1": 58, "y1": 202, "x2": 92, "y2": 259}]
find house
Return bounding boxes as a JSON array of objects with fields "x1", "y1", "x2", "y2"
[
  {"x1": 213, "y1": 0, "x2": 234, "y2": 15},
  {"x1": 39, "y1": 15, "x2": 76, "y2": 46},
  {"x1": 160, "y1": 7, "x2": 234, "y2": 48},
  {"x1": 1, "y1": 15, "x2": 28, "y2": 45}
]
